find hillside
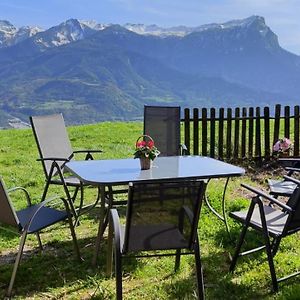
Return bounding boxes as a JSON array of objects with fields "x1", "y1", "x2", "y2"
[{"x1": 0, "y1": 16, "x2": 299, "y2": 126}]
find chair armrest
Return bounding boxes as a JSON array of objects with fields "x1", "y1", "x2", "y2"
[
  {"x1": 73, "y1": 150, "x2": 102, "y2": 154},
  {"x1": 37, "y1": 157, "x2": 72, "y2": 172},
  {"x1": 73, "y1": 149, "x2": 102, "y2": 160},
  {"x1": 241, "y1": 183, "x2": 293, "y2": 212},
  {"x1": 283, "y1": 175, "x2": 300, "y2": 185},
  {"x1": 278, "y1": 158, "x2": 300, "y2": 168},
  {"x1": 7, "y1": 186, "x2": 32, "y2": 206},
  {"x1": 37, "y1": 157, "x2": 70, "y2": 162},
  {"x1": 285, "y1": 167, "x2": 300, "y2": 173}
]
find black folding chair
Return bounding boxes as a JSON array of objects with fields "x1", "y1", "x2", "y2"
[
  {"x1": 106, "y1": 105, "x2": 189, "y2": 209},
  {"x1": 230, "y1": 176, "x2": 300, "y2": 292},
  {"x1": 0, "y1": 177, "x2": 81, "y2": 298},
  {"x1": 30, "y1": 113, "x2": 102, "y2": 221},
  {"x1": 107, "y1": 180, "x2": 207, "y2": 299},
  {"x1": 144, "y1": 105, "x2": 187, "y2": 156}
]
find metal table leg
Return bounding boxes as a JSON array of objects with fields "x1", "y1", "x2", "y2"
[
  {"x1": 204, "y1": 177, "x2": 231, "y2": 238},
  {"x1": 92, "y1": 185, "x2": 109, "y2": 266}
]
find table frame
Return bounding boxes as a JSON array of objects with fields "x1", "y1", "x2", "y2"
[{"x1": 65, "y1": 155, "x2": 245, "y2": 265}]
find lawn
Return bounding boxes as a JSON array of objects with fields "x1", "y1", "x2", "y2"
[{"x1": 0, "y1": 122, "x2": 299, "y2": 299}]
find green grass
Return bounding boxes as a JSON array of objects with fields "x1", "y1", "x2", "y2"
[{"x1": 0, "y1": 122, "x2": 300, "y2": 299}]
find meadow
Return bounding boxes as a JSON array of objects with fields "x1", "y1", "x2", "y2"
[{"x1": 0, "y1": 121, "x2": 299, "y2": 299}]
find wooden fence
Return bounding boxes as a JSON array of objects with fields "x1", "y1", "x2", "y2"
[{"x1": 182, "y1": 104, "x2": 300, "y2": 161}]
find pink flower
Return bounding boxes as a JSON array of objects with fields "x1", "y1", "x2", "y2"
[
  {"x1": 273, "y1": 140, "x2": 281, "y2": 152},
  {"x1": 281, "y1": 138, "x2": 292, "y2": 151},
  {"x1": 273, "y1": 137, "x2": 293, "y2": 153}
]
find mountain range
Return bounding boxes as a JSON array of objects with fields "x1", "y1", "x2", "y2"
[{"x1": 0, "y1": 16, "x2": 299, "y2": 127}]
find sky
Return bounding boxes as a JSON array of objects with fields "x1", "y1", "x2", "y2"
[{"x1": 1, "y1": 0, "x2": 300, "y2": 55}]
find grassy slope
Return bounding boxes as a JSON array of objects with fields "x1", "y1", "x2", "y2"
[{"x1": 0, "y1": 122, "x2": 299, "y2": 299}]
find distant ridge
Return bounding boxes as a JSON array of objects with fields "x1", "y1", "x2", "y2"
[{"x1": 0, "y1": 16, "x2": 299, "y2": 127}]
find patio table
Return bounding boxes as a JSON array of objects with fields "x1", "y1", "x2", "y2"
[{"x1": 65, "y1": 155, "x2": 245, "y2": 265}]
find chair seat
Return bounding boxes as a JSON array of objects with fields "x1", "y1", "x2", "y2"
[
  {"x1": 120, "y1": 224, "x2": 190, "y2": 253},
  {"x1": 268, "y1": 179, "x2": 297, "y2": 197},
  {"x1": 230, "y1": 205, "x2": 288, "y2": 237},
  {"x1": 17, "y1": 205, "x2": 68, "y2": 233}
]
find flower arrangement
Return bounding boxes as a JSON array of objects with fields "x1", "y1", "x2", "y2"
[
  {"x1": 134, "y1": 135, "x2": 160, "y2": 161},
  {"x1": 273, "y1": 137, "x2": 293, "y2": 155}
]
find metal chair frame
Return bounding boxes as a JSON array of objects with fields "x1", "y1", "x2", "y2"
[
  {"x1": 0, "y1": 178, "x2": 81, "y2": 298},
  {"x1": 143, "y1": 105, "x2": 188, "y2": 156},
  {"x1": 30, "y1": 114, "x2": 102, "y2": 222},
  {"x1": 106, "y1": 180, "x2": 207, "y2": 300},
  {"x1": 230, "y1": 176, "x2": 300, "y2": 292}
]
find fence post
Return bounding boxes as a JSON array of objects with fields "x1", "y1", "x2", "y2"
[
  {"x1": 241, "y1": 107, "x2": 247, "y2": 158},
  {"x1": 210, "y1": 108, "x2": 216, "y2": 158},
  {"x1": 184, "y1": 108, "x2": 190, "y2": 154},
  {"x1": 202, "y1": 108, "x2": 208, "y2": 156},
  {"x1": 248, "y1": 107, "x2": 254, "y2": 158},
  {"x1": 273, "y1": 104, "x2": 281, "y2": 145},
  {"x1": 218, "y1": 108, "x2": 224, "y2": 160},
  {"x1": 255, "y1": 107, "x2": 261, "y2": 158},
  {"x1": 264, "y1": 106, "x2": 270, "y2": 159},
  {"x1": 193, "y1": 108, "x2": 199, "y2": 155},
  {"x1": 294, "y1": 105, "x2": 300, "y2": 157},
  {"x1": 234, "y1": 107, "x2": 240, "y2": 159},
  {"x1": 284, "y1": 106, "x2": 290, "y2": 139},
  {"x1": 226, "y1": 108, "x2": 232, "y2": 160}
]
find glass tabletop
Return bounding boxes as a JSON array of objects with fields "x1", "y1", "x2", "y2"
[{"x1": 65, "y1": 155, "x2": 245, "y2": 185}]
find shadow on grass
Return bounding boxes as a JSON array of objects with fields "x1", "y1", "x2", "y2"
[
  {"x1": 0, "y1": 229, "x2": 147, "y2": 299},
  {"x1": 160, "y1": 246, "x2": 270, "y2": 300},
  {"x1": 205, "y1": 224, "x2": 300, "y2": 299},
  {"x1": 0, "y1": 235, "x2": 107, "y2": 299}
]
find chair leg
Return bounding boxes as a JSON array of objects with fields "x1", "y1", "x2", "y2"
[
  {"x1": 41, "y1": 176, "x2": 51, "y2": 202},
  {"x1": 74, "y1": 186, "x2": 82, "y2": 227},
  {"x1": 92, "y1": 187, "x2": 107, "y2": 266},
  {"x1": 258, "y1": 204, "x2": 278, "y2": 292},
  {"x1": 271, "y1": 237, "x2": 281, "y2": 257},
  {"x1": 6, "y1": 232, "x2": 27, "y2": 298},
  {"x1": 230, "y1": 201, "x2": 255, "y2": 272},
  {"x1": 115, "y1": 248, "x2": 123, "y2": 300},
  {"x1": 194, "y1": 235, "x2": 205, "y2": 300},
  {"x1": 175, "y1": 249, "x2": 181, "y2": 272},
  {"x1": 77, "y1": 185, "x2": 84, "y2": 214},
  {"x1": 66, "y1": 212, "x2": 82, "y2": 261},
  {"x1": 264, "y1": 235, "x2": 278, "y2": 292},
  {"x1": 35, "y1": 232, "x2": 43, "y2": 251},
  {"x1": 106, "y1": 219, "x2": 113, "y2": 276},
  {"x1": 229, "y1": 223, "x2": 248, "y2": 272}
]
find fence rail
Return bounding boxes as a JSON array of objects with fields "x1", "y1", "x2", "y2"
[{"x1": 182, "y1": 104, "x2": 300, "y2": 161}]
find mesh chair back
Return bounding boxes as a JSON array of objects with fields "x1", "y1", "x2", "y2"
[
  {"x1": 123, "y1": 180, "x2": 206, "y2": 253},
  {"x1": 285, "y1": 185, "x2": 300, "y2": 234},
  {"x1": 0, "y1": 178, "x2": 20, "y2": 228},
  {"x1": 144, "y1": 106, "x2": 181, "y2": 156},
  {"x1": 30, "y1": 114, "x2": 73, "y2": 177}
]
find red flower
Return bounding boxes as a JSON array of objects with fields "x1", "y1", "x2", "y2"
[
  {"x1": 147, "y1": 141, "x2": 154, "y2": 148},
  {"x1": 134, "y1": 135, "x2": 160, "y2": 160},
  {"x1": 137, "y1": 141, "x2": 146, "y2": 148}
]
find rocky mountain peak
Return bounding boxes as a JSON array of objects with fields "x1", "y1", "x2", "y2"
[{"x1": 0, "y1": 20, "x2": 16, "y2": 32}]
